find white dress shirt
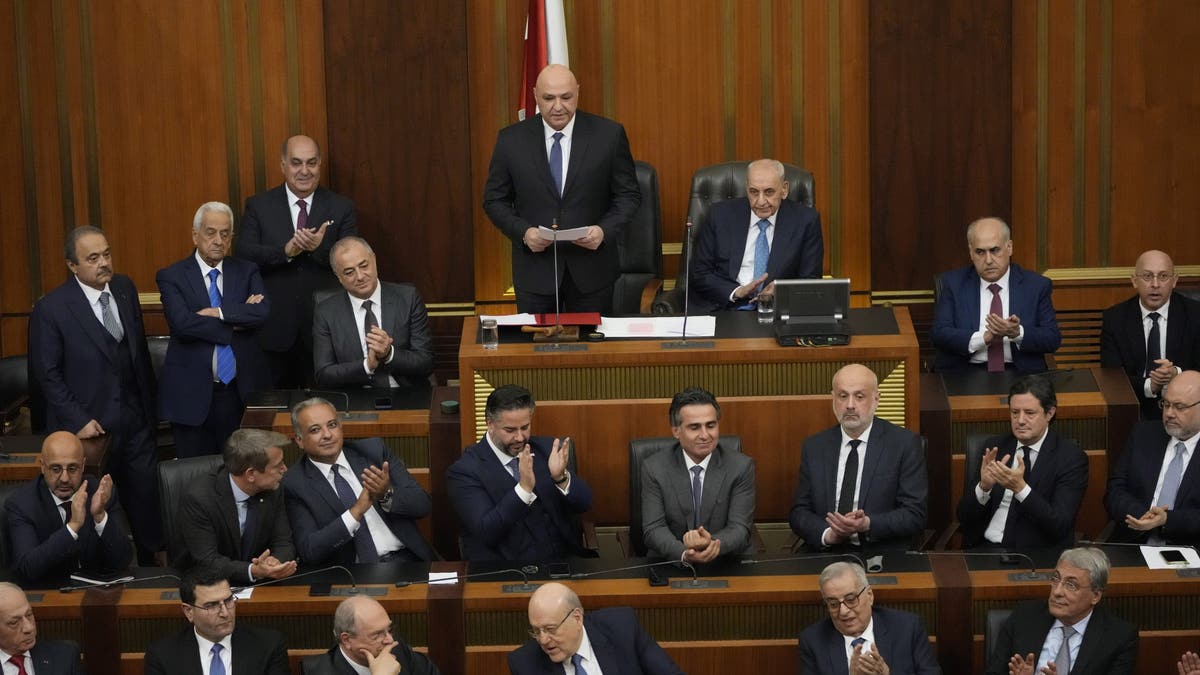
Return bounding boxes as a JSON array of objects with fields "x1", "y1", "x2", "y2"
[
  {"x1": 1139, "y1": 300, "x2": 1174, "y2": 397},
  {"x1": 349, "y1": 284, "x2": 397, "y2": 387},
  {"x1": 562, "y1": 627, "x2": 604, "y2": 675},
  {"x1": 0, "y1": 648, "x2": 37, "y2": 675},
  {"x1": 977, "y1": 430, "x2": 1046, "y2": 543},
  {"x1": 735, "y1": 211, "x2": 778, "y2": 287},
  {"x1": 543, "y1": 115, "x2": 577, "y2": 193},
  {"x1": 286, "y1": 184, "x2": 316, "y2": 231},
  {"x1": 75, "y1": 277, "x2": 121, "y2": 331},
  {"x1": 194, "y1": 631, "x2": 233, "y2": 675},
  {"x1": 822, "y1": 424, "x2": 874, "y2": 546},
  {"x1": 967, "y1": 268, "x2": 1025, "y2": 364},
  {"x1": 311, "y1": 452, "x2": 404, "y2": 559},
  {"x1": 1035, "y1": 611, "x2": 1091, "y2": 674},
  {"x1": 841, "y1": 617, "x2": 877, "y2": 671}
]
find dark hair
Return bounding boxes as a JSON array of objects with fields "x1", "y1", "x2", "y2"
[
  {"x1": 64, "y1": 225, "x2": 106, "y2": 264},
  {"x1": 485, "y1": 385, "x2": 536, "y2": 422},
  {"x1": 223, "y1": 428, "x2": 288, "y2": 475},
  {"x1": 180, "y1": 567, "x2": 229, "y2": 605},
  {"x1": 1008, "y1": 374, "x2": 1057, "y2": 412},
  {"x1": 669, "y1": 387, "x2": 721, "y2": 427}
]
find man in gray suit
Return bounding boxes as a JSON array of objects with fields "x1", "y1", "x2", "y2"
[
  {"x1": 313, "y1": 237, "x2": 434, "y2": 389},
  {"x1": 640, "y1": 387, "x2": 756, "y2": 562}
]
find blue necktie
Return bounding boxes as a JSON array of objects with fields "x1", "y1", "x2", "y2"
[
  {"x1": 1159, "y1": 442, "x2": 1186, "y2": 508},
  {"x1": 690, "y1": 465, "x2": 704, "y2": 529},
  {"x1": 331, "y1": 464, "x2": 379, "y2": 563},
  {"x1": 549, "y1": 132, "x2": 564, "y2": 196},
  {"x1": 207, "y1": 269, "x2": 236, "y2": 384},
  {"x1": 753, "y1": 219, "x2": 770, "y2": 279},
  {"x1": 209, "y1": 643, "x2": 225, "y2": 675},
  {"x1": 571, "y1": 652, "x2": 590, "y2": 675}
]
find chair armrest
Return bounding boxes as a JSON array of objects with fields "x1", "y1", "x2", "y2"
[
  {"x1": 615, "y1": 529, "x2": 634, "y2": 559},
  {"x1": 580, "y1": 519, "x2": 599, "y2": 553},
  {"x1": 652, "y1": 287, "x2": 684, "y2": 315},
  {"x1": 1, "y1": 395, "x2": 27, "y2": 434},
  {"x1": 638, "y1": 279, "x2": 664, "y2": 314}
]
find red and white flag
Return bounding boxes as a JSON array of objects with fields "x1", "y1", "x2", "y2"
[{"x1": 517, "y1": 0, "x2": 569, "y2": 121}]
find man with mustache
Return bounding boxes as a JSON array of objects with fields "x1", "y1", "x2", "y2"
[
  {"x1": 790, "y1": 364, "x2": 928, "y2": 551},
  {"x1": 0, "y1": 582, "x2": 84, "y2": 673},
  {"x1": 29, "y1": 225, "x2": 162, "y2": 563},
  {"x1": 931, "y1": 217, "x2": 1061, "y2": 372}
]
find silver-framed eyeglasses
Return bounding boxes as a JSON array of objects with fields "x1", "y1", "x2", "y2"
[
  {"x1": 1160, "y1": 398, "x2": 1200, "y2": 413},
  {"x1": 527, "y1": 608, "x2": 576, "y2": 639},
  {"x1": 189, "y1": 595, "x2": 237, "y2": 613},
  {"x1": 1048, "y1": 573, "x2": 1085, "y2": 592},
  {"x1": 823, "y1": 585, "x2": 869, "y2": 611},
  {"x1": 1135, "y1": 272, "x2": 1176, "y2": 284}
]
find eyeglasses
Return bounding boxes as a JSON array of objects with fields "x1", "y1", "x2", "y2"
[
  {"x1": 527, "y1": 608, "x2": 576, "y2": 639},
  {"x1": 1135, "y1": 272, "x2": 1176, "y2": 284},
  {"x1": 189, "y1": 595, "x2": 237, "y2": 613},
  {"x1": 1048, "y1": 573, "x2": 1087, "y2": 593},
  {"x1": 1160, "y1": 398, "x2": 1200, "y2": 413},
  {"x1": 823, "y1": 585, "x2": 869, "y2": 611}
]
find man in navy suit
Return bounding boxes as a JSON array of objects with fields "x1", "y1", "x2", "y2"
[
  {"x1": 790, "y1": 364, "x2": 928, "y2": 551},
  {"x1": 5, "y1": 431, "x2": 131, "y2": 581},
  {"x1": 312, "y1": 237, "x2": 434, "y2": 390},
  {"x1": 157, "y1": 202, "x2": 271, "y2": 458},
  {"x1": 688, "y1": 158, "x2": 824, "y2": 313},
  {"x1": 1100, "y1": 249, "x2": 1200, "y2": 420},
  {"x1": 1104, "y1": 369, "x2": 1200, "y2": 545},
  {"x1": 483, "y1": 64, "x2": 641, "y2": 313},
  {"x1": 29, "y1": 226, "x2": 162, "y2": 561},
  {"x1": 283, "y1": 397, "x2": 433, "y2": 565},
  {"x1": 445, "y1": 385, "x2": 594, "y2": 561},
  {"x1": 509, "y1": 582, "x2": 682, "y2": 675},
  {"x1": 986, "y1": 547, "x2": 1137, "y2": 675},
  {"x1": 236, "y1": 135, "x2": 357, "y2": 387},
  {"x1": 931, "y1": 217, "x2": 1061, "y2": 372},
  {"x1": 800, "y1": 562, "x2": 941, "y2": 675},
  {"x1": 300, "y1": 596, "x2": 440, "y2": 675},
  {"x1": 145, "y1": 567, "x2": 289, "y2": 675},
  {"x1": 0, "y1": 582, "x2": 84, "y2": 674},
  {"x1": 956, "y1": 375, "x2": 1088, "y2": 550}
]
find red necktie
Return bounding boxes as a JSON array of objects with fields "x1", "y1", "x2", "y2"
[
  {"x1": 987, "y1": 283, "x2": 1004, "y2": 372},
  {"x1": 10, "y1": 654, "x2": 28, "y2": 675}
]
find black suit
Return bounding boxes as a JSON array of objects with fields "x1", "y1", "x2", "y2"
[
  {"x1": 300, "y1": 643, "x2": 439, "y2": 675},
  {"x1": 956, "y1": 430, "x2": 1088, "y2": 549},
  {"x1": 282, "y1": 438, "x2": 434, "y2": 564},
  {"x1": 985, "y1": 601, "x2": 1138, "y2": 675},
  {"x1": 799, "y1": 606, "x2": 941, "y2": 675},
  {"x1": 1100, "y1": 293, "x2": 1200, "y2": 420},
  {"x1": 312, "y1": 283, "x2": 434, "y2": 389},
  {"x1": 176, "y1": 467, "x2": 295, "y2": 583},
  {"x1": 5, "y1": 474, "x2": 131, "y2": 581},
  {"x1": 144, "y1": 624, "x2": 289, "y2": 675},
  {"x1": 29, "y1": 273, "x2": 161, "y2": 554},
  {"x1": 236, "y1": 184, "x2": 357, "y2": 386},
  {"x1": 688, "y1": 198, "x2": 824, "y2": 313},
  {"x1": 1104, "y1": 421, "x2": 1200, "y2": 544},
  {"x1": 508, "y1": 607, "x2": 682, "y2": 675},
  {"x1": 19, "y1": 640, "x2": 85, "y2": 675},
  {"x1": 483, "y1": 111, "x2": 640, "y2": 312}
]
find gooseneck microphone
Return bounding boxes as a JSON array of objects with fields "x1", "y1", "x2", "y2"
[
  {"x1": 394, "y1": 565, "x2": 538, "y2": 591},
  {"x1": 551, "y1": 218, "x2": 561, "y2": 328},
  {"x1": 232, "y1": 565, "x2": 359, "y2": 594},
  {"x1": 906, "y1": 550, "x2": 1047, "y2": 581},
  {"x1": 681, "y1": 220, "x2": 694, "y2": 341},
  {"x1": 567, "y1": 559, "x2": 687, "y2": 581},
  {"x1": 59, "y1": 573, "x2": 181, "y2": 594},
  {"x1": 739, "y1": 551, "x2": 868, "y2": 571}
]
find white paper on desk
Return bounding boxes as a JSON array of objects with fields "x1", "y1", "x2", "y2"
[
  {"x1": 428, "y1": 571, "x2": 459, "y2": 585},
  {"x1": 1140, "y1": 545, "x2": 1200, "y2": 569},
  {"x1": 233, "y1": 587, "x2": 255, "y2": 600},
  {"x1": 479, "y1": 313, "x2": 537, "y2": 326},
  {"x1": 537, "y1": 225, "x2": 589, "y2": 241},
  {"x1": 597, "y1": 315, "x2": 717, "y2": 338}
]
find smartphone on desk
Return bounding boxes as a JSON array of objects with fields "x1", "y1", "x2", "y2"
[{"x1": 1160, "y1": 549, "x2": 1188, "y2": 567}]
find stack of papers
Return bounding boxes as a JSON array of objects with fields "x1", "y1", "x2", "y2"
[{"x1": 596, "y1": 316, "x2": 716, "y2": 338}]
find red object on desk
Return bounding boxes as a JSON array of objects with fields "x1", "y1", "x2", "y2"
[{"x1": 532, "y1": 312, "x2": 602, "y2": 326}]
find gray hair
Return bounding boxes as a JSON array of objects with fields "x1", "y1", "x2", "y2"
[
  {"x1": 966, "y1": 217, "x2": 1011, "y2": 245},
  {"x1": 747, "y1": 158, "x2": 786, "y2": 181},
  {"x1": 223, "y1": 428, "x2": 288, "y2": 475},
  {"x1": 332, "y1": 597, "x2": 359, "y2": 637},
  {"x1": 818, "y1": 561, "x2": 868, "y2": 589},
  {"x1": 328, "y1": 236, "x2": 375, "y2": 271},
  {"x1": 1057, "y1": 547, "x2": 1110, "y2": 591},
  {"x1": 192, "y1": 202, "x2": 234, "y2": 232},
  {"x1": 291, "y1": 397, "x2": 335, "y2": 435},
  {"x1": 64, "y1": 226, "x2": 106, "y2": 264}
]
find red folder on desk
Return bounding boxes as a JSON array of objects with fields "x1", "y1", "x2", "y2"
[{"x1": 532, "y1": 312, "x2": 602, "y2": 326}]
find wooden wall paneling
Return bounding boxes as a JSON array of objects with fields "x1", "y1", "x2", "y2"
[
  {"x1": 1, "y1": 1, "x2": 34, "y2": 355},
  {"x1": 837, "y1": 0, "x2": 869, "y2": 287},
  {"x1": 1043, "y1": 0, "x2": 1081, "y2": 271}
]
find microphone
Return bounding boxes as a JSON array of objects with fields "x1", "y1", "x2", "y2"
[
  {"x1": 906, "y1": 550, "x2": 1048, "y2": 581},
  {"x1": 681, "y1": 220, "x2": 694, "y2": 341},
  {"x1": 566, "y1": 559, "x2": 683, "y2": 580},
  {"x1": 394, "y1": 565, "x2": 539, "y2": 593},
  {"x1": 304, "y1": 389, "x2": 352, "y2": 416},
  {"x1": 59, "y1": 573, "x2": 180, "y2": 593},
  {"x1": 232, "y1": 565, "x2": 362, "y2": 595},
  {"x1": 739, "y1": 551, "x2": 868, "y2": 571},
  {"x1": 551, "y1": 218, "x2": 561, "y2": 328}
]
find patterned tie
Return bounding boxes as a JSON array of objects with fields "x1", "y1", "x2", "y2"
[
  {"x1": 296, "y1": 199, "x2": 308, "y2": 230},
  {"x1": 508, "y1": 457, "x2": 520, "y2": 482},
  {"x1": 571, "y1": 653, "x2": 590, "y2": 675},
  {"x1": 331, "y1": 464, "x2": 380, "y2": 563},
  {"x1": 987, "y1": 283, "x2": 1004, "y2": 372},
  {"x1": 207, "y1": 269, "x2": 236, "y2": 384},
  {"x1": 1146, "y1": 312, "x2": 1162, "y2": 377},
  {"x1": 690, "y1": 465, "x2": 704, "y2": 529},
  {"x1": 1159, "y1": 441, "x2": 1186, "y2": 509},
  {"x1": 838, "y1": 440, "x2": 862, "y2": 514},
  {"x1": 210, "y1": 643, "x2": 226, "y2": 675},
  {"x1": 1055, "y1": 625, "x2": 1076, "y2": 673},
  {"x1": 98, "y1": 291, "x2": 124, "y2": 342},
  {"x1": 9, "y1": 655, "x2": 28, "y2": 675},
  {"x1": 549, "y1": 132, "x2": 564, "y2": 196},
  {"x1": 753, "y1": 219, "x2": 771, "y2": 279}
]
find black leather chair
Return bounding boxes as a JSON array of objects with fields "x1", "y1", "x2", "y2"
[
  {"x1": 0, "y1": 481, "x2": 23, "y2": 567},
  {"x1": 985, "y1": 608, "x2": 1013, "y2": 664},
  {"x1": 653, "y1": 161, "x2": 816, "y2": 314},
  {"x1": 158, "y1": 454, "x2": 223, "y2": 565},
  {"x1": 0, "y1": 355, "x2": 28, "y2": 435},
  {"x1": 611, "y1": 160, "x2": 663, "y2": 315}
]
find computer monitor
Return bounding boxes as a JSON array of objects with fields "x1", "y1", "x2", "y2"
[{"x1": 773, "y1": 278, "x2": 851, "y2": 326}]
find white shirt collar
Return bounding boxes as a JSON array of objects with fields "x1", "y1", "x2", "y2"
[
  {"x1": 683, "y1": 448, "x2": 714, "y2": 472},
  {"x1": 841, "y1": 616, "x2": 877, "y2": 658},
  {"x1": 194, "y1": 630, "x2": 233, "y2": 671},
  {"x1": 1052, "y1": 609, "x2": 1093, "y2": 633},
  {"x1": 840, "y1": 421, "x2": 875, "y2": 448},
  {"x1": 229, "y1": 474, "x2": 252, "y2": 503},
  {"x1": 751, "y1": 211, "x2": 779, "y2": 228},
  {"x1": 485, "y1": 434, "x2": 518, "y2": 470},
  {"x1": 307, "y1": 451, "x2": 351, "y2": 477},
  {"x1": 979, "y1": 267, "x2": 1012, "y2": 291},
  {"x1": 285, "y1": 183, "x2": 314, "y2": 207},
  {"x1": 543, "y1": 114, "x2": 577, "y2": 141},
  {"x1": 1140, "y1": 299, "x2": 1170, "y2": 320},
  {"x1": 348, "y1": 283, "x2": 383, "y2": 314},
  {"x1": 567, "y1": 626, "x2": 598, "y2": 675},
  {"x1": 74, "y1": 276, "x2": 113, "y2": 305},
  {"x1": 337, "y1": 646, "x2": 372, "y2": 675},
  {"x1": 194, "y1": 250, "x2": 225, "y2": 277}
]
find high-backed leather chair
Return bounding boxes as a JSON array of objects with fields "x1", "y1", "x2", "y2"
[
  {"x1": 0, "y1": 355, "x2": 28, "y2": 435},
  {"x1": 985, "y1": 608, "x2": 1013, "y2": 664},
  {"x1": 653, "y1": 161, "x2": 816, "y2": 314},
  {"x1": 158, "y1": 454, "x2": 223, "y2": 565},
  {"x1": 611, "y1": 160, "x2": 663, "y2": 314}
]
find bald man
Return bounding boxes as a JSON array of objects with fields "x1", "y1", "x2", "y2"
[
  {"x1": 0, "y1": 582, "x2": 83, "y2": 673},
  {"x1": 4, "y1": 431, "x2": 131, "y2": 581},
  {"x1": 1101, "y1": 250, "x2": 1200, "y2": 420},
  {"x1": 509, "y1": 582, "x2": 682, "y2": 675},
  {"x1": 236, "y1": 134, "x2": 358, "y2": 388},
  {"x1": 483, "y1": 64, "x2": 641, "y2": 314},
  {"x1": 790, "y1": 364, "x2": 929, "y2": 551},
  {"x1": 300, "y1": 596, "x2": 439, "y2": 675}
]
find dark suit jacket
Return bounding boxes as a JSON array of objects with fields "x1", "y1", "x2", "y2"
[
  {"x1": 235, "y1": 184, "x2": 357, "y2": 352},
  {"x1": 300, "y1": 642, "x2": 440, "y2": 675},
  {"x1": 312, "y1": 282, "x2": 434, "y2": 389},
  {"x1": 156, "y1": 253, "x2": 271, "y2": 424},
  {"x1": 29, "y1": 274, "x2": 156, "y2": 434},
  {"x1": 956, "y1": 430, "x2": 1088, "y2": 549},
  {"x1": 176, "y1": 467, "x2": 295, "y2": 583},
  {"x1": 985, "y1": 601, "x2": 1138, "y2": 675},
  {"x1": 688, "y1": 198, "x2": 824, "y2": 313},
  {"x1": 446, "y1": 437, "x2": 592, "y2": 561},
  {"x1": 5, "y1": 474, "x2": 131, "y2": 581},
  {"x1": 640, "y1": 443, "x2": 756, "y2": 559},
  {"x1": 482, "y1": 111, "x2": 641, "y2": 295},
  {"x1": 144, "y1": 624, "x2": 289, "y2": 675},
  {"x1": 282, "y1": 438, "x2": 434, "y2": 564},
  {"x1": 799, "y1": 606, "x2": 941, "y2": 675},
  {"x1": 931, "y1": 263, "x2": 1061, "y2": 372},
  {"x1": 1100, "y1": 293, "x2": 1200, "y2": 419},
  {"x1": 790, "y1": 418, "x2": 928, "y2": 550},
  {"x1": 508, "y1": 607, "x2": 682, "y2": 675},
  {"x1": 1104, "y1": 421, "x2": 1200, "y2": 544},
  {"x1": 15, "y1": 639, "x2": 85, "y2": 675}
]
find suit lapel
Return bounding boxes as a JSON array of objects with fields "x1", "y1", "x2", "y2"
[
  {"x1": 726, "y1": 202, "x2": 752, "y2": 280},
  {"x1": 305, "y1": 457, "x2": 347, "y2": 515},
  {"x1": 380, "y1": 283, "x2": 401, "y2": 339},
  {"x1": 561, "y1": 114, "x2": 589, "y2": 199},
  {"x1": 857, "y1": 422, "x2": 885, "y2": 507},
  {"x1": 1165, "y1": 293, "x2": 1186, "y2": 361},
  {"x1": 214, "y1": 472, "x2": 243, "y2": 556},
  {"x1": 526, "y1": 119, "x2": 560, "y2": 201},
  {"x1": 1124, "y1": 300, "x2": 1148, "y2": 369},
  {"x1": 185, "y1": 255, "x2": 212, "y2": 308},
  {"x1": 824, "y1": 623, "x2": 851, "y2": 675},
  {"x1": 1072, "y1": 610, "x2": 1106, "y2": 673},
  {"x1": 1006, "y1": 265, "x2": 1026, "y2": 319},
  {"x1": 667, "y1": 448, "x2": 696, "y2": 525},
  {"x1": 964, "y1": 270, "x2": 983, "y2": 330},
  {"x1": 699, "y1": 448, "x2": 727, "y2": 525},
  {"x1": 65, "y1": 282, "x2": 117, "y2": 360},
  {"x1": 338, "y1": 293, "x2": 366, "y2": 360},
  {"x1": 766, "y1": 202, "x2": 794, "y2": 276},
  {"x1": 585, "y1": 618, "x2": 624, "y2": 675}
]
